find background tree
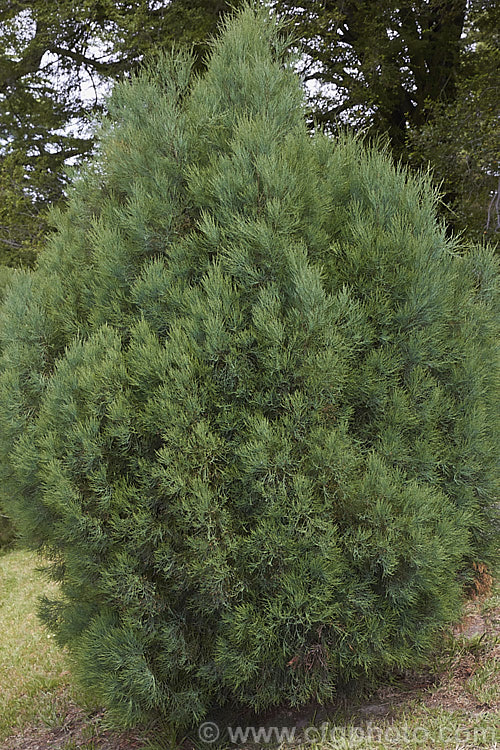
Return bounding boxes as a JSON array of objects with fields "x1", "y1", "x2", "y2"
[
  {"x1": 273, "y1": 0, "x2": 500, "y2": 239},
  {"x1": 407, "y1": 1, "x2": 500, "y2": 241},
  {"x1": 0, "y1": 264, "x2": 17, "y2": 548},
  {"x1": 2, "y1": 0, "x2": 498, "y2": 252},
  {"x1": 0, "y1": 0, "x2": 239, "y2": 266},
  {"x1": 0, "y1": 154, "x2": 53, "y2": 266}
]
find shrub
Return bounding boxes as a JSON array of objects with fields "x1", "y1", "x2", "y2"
[{"x1": 0, "y1": 5, "x2": 497, "y2": 731}]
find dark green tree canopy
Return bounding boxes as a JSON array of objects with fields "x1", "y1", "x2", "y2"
[
  {"x1": 274, "y1": 0, "x2": 500, "y2": 238},
  {"x1": 407, "y1": 1, "x2": 500, "y2": 240},
  {"x1": 274, "y1": 0, "x2": 476, "y2": 145},
  {"x1": 0, "y1": 264, "x2": 17, "y2": 545},
  {"x1": 0, "y1": 5, "x2": 498, "y2": 731},
  {"x1": 1, "y1": 0, "x2": 498, "y2": 257},
  {"x1": 0, "y1": 0, "x2": 239, "y2": 263}
]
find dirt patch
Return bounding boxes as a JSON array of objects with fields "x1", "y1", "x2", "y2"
[
  {"x1": 422, "y1": 598, "x2": 500, "y2": 714},
  {"x1": 1, "y1": 705, "x2": 149, "y2": 750},
  {"x1": 3, "y1": 591, "x2": 499, "y2": 750},
  {"x1": 367, "y1": 591, "x2": 500, "y2": 717}
]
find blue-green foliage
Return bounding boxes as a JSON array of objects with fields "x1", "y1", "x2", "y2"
[{"x1": 0, "y1": 5, "x2": 498, "y2": 729}]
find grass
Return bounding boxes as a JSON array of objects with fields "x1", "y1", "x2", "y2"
[
  {"x1": 0, "y1": 547, "x2": 498, "y2": 749},
  {"x1": 0, "y1": 548, "x2": 77, "y2": 740}
]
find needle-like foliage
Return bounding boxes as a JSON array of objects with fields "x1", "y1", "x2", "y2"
[{"x1": 0, "y1": 4, "x2": 497, "y2": 731}]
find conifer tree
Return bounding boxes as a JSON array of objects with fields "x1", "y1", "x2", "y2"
[{"x1": 0, "y1": 4, "x2": 498, "y2": 731}]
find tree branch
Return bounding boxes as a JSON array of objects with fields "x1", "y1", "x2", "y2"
[
  {"x1": 0, "y1": 19, "x2": 50, "y2": 92},
  {"x1": 49, "y1": 46, "x2": 133, "y2": 76}
]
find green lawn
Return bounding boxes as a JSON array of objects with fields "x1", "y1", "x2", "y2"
[
  {"x1": 1, "y1": 548, "x2": 498, "y2": 749},
  {"x1": 0, "y1": 549, "x2": 77, "y2": 740}
]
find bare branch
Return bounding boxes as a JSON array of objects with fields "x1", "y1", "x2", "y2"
[{"x1": 49, "y1": 46, "x2": 131, "y2": 76}]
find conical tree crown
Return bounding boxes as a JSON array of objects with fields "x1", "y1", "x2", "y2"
[{"x1": 0, "y1": 3, "x2": 497, "y2": 731}]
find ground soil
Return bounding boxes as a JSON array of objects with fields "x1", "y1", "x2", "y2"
[{"x1": 2, "y1": 592, "x2": 498, "y2": 750}]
